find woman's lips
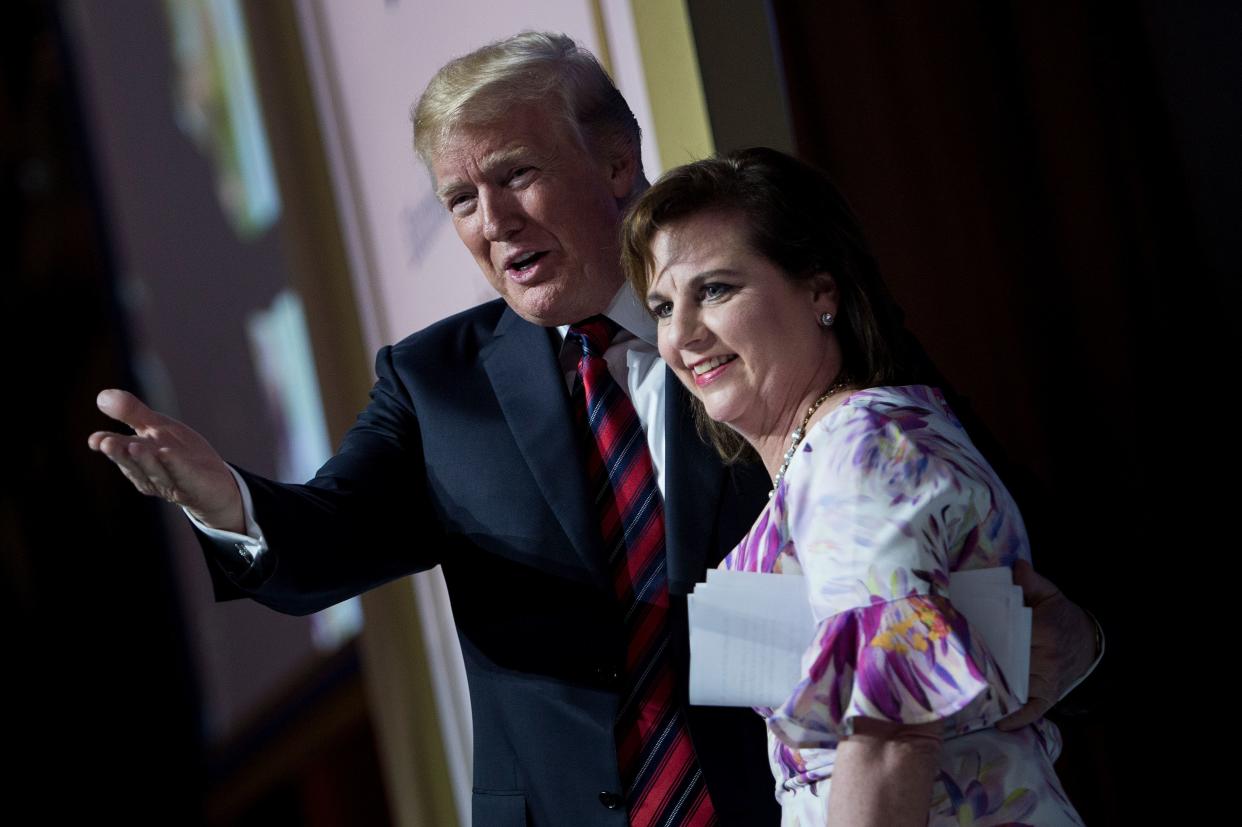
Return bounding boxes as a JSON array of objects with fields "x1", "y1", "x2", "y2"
[{"x1": 691, "y1": 354, "x2": 738, "y2": 386}]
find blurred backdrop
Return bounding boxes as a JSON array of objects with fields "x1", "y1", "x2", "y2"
[{"x1": 4, "y1": 0, "x2": 1235, "y2": 823}]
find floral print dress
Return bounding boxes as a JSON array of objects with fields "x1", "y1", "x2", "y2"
[{"x1": 722, "y1": 386, "x2": 1083, "y2": 826}]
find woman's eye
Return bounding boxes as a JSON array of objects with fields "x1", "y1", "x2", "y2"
[
  {"x1": 650, "y1": 301, "x2": 672, "y2": 319},
  {"x1": 703, "y1": 282, "x2": 733, "y2": 300}
]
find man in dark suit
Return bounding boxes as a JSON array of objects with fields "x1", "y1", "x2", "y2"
[{"x1": 90, "y1": 32, "x2": 1097, "y2": 827}]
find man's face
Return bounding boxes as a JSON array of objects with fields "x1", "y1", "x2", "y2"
[{"x1": 431, "y1": 104, "x2": 637, "y2": 326}]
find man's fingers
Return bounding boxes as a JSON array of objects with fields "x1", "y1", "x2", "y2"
[
  {"x1": 996, "y1": 695, "x2": 1051, "y2": 731},
  {"x1": 93, "y1": 432, "x2": 134, "y2": 463},
  {"x1": 1011, "y1": 558, "x2": 1059, "y2": 607},
  {"x1": 96, "y1": 388, "x2": 165, "y2": 433},
  {"x1": 97, "y1": 436, "x2": 160, "y2": 497},
  {"x1": 94, "y1": 434, "x2": 174, "y2": 501},
  {"x1": 87, "y1": 428, "x2": 144, "y2": 452},
  {"x1": 125, "y1": 440, "x2": 179, "y2": 501},
  {"x1": 997, "y1": 665, "x2": 1055, "y2": 731},
  {"x1": 116, "y1": 461, "x2": 159, "y2": 498}
]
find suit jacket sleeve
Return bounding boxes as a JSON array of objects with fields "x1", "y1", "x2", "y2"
[{"x1": 198, "y1": 344, "x2": 443, "y2": 615}]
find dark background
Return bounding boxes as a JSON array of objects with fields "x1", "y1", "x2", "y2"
[
  {"x1": 766, "y1": 2, "x2": 1237, "y2": 819},
  {"x1": 6, "y1": 0, "x2": 1236, "y2": 822},
  {"x1": 777, "y1": 0, "x2": 1235, "y2": 512}
]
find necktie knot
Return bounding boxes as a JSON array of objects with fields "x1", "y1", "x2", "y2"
[{"x1": 568, "y1": 315, "x2": 620, "y2": 358}]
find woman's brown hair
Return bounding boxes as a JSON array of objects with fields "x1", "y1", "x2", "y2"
[{"x1": 620, "y1": 147, "x2": 921, "y2": 461}]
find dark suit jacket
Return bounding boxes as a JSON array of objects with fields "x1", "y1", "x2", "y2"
[{"x1": 202, "y1": 299, "x2": 779, "y2": 826}]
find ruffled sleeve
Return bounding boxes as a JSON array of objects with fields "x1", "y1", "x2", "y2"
[{"x1": 766, "y1": 401, "x2": 1024, "y2": 749}]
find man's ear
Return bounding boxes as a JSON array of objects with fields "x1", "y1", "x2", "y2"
[{"x1": 608, "y1": 144, "x2": 641, "y2": 202}]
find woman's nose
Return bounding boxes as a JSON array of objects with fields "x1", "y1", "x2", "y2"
[{"x1": 665, "y1": 304, "x2": 706, "y2": 352}]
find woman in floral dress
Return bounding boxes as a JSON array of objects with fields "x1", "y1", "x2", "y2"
[{"x1": 621, "y1": 148, "x2": 1084, "y2": 826}]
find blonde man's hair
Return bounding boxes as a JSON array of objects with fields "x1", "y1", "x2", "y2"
[{"x1": 412, "y1": 31, "x2": 642, "y2": 175}]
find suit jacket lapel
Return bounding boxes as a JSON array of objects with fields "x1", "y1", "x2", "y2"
[
  {"x1": 662, "y1": 368, "x2": 732, "y2": 595},
  {"x1": 481, "y1": 308, "x2": 612, "y2": 593}
]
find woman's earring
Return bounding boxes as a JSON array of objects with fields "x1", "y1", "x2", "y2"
[{"x1": 818, "y1": 312, "x2": 835, "y2": 328}]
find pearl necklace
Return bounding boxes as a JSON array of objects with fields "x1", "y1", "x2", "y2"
[{"x1": 769, "y1": 379, "x2": 850, "y2": 498}]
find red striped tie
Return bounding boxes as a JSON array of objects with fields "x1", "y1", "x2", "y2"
[{"x1": 568, "y1": 318, "x2": 716, "y2": 827}]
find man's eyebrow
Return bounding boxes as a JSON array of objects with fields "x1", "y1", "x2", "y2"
[
  {"x1": 483, "y1": 146, "x2": 532, "y2": 171},
  {"x1": 435, "y1": 180, "x2": 466, "y2": 202},
  {"x1": 435, "y1": 146, "x2": 534, "y2": 202}
]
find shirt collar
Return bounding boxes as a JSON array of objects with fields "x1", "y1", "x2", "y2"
[{"x1": 555, "y1": 284, "x2": 657, "y2": 347}]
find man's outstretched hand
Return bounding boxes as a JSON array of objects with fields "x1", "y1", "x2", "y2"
[
  {"x1": 88, "y1": 389, "x2": 244, "y2": 533},
  {"x1": 997, "y1": 559, "x2": 1099, "y2": 731}
]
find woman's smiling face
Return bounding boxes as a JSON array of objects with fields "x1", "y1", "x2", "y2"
[{"x1": 646, "y1": 210, "x2": 842, "y2": 442}]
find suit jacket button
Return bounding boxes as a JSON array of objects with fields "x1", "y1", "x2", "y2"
[{"x1": 599, "y1": 791, "x2": 623, "y2": 809}]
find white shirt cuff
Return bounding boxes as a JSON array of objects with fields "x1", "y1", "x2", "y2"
[{"x1": 184, "y1": 467, "x2": 269, "y2": 571}]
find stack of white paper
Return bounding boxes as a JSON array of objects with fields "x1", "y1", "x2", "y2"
[
  {"x1": 687, "y1": 567, "x2": 1029, "y2": 707},
  {"x1": 686, "y1": 569, "x2": 817, "y2": 707},
  {"x1": 946, "y1": 567, "x2": 1031, "y2": 704}
]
